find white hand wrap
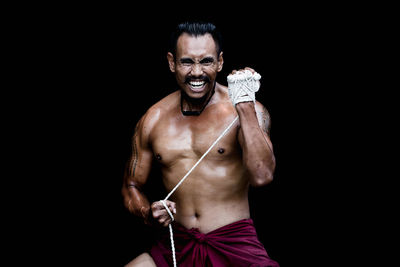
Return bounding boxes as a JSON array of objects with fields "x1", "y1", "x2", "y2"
[{"x1": 227, "y1": 69, "x2": 261, "y2": 105}]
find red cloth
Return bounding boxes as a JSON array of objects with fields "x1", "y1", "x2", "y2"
[{"x1": 150, "y1": 219, "x2": 279, "y2": 267}]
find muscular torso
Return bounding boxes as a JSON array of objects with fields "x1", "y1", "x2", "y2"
[{"x1": 149, "y1": 84, "x2": 251, "y2": 233}]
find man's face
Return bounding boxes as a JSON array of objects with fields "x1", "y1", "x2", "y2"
[{"x1": 168, "y1": 33, "x2": 223, "y2": 99}]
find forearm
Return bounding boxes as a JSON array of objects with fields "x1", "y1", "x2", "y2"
[
  {"x1": 122, "y1": 182, "x2": 151, "y2": 223},
  {"x1": 236, "y1": 102, "x2": 275, "y2": 186}
]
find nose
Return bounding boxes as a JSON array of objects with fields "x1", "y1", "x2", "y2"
[{"x1": 190, "y1": 63, "x2": 203, "y2": 77}]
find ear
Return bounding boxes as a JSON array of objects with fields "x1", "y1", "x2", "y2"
[
  {"x1": 167, "y1": 52, "x2": 176, "y2": 73},
  {"x1": 217, "y1": 51, "x2": 224, "y2": 72}
]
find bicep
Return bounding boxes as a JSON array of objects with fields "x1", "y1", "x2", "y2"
[{"x1": 124, "y1": 119, "x2": 154, "y2": 188}]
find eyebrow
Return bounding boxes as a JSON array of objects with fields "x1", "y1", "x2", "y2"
[
  {"x1": 179, "y1": 57, "x2": 194, "y2": 63},
  {"x1": 179, "y1": 56, "x2": 215, "y2": 63},
  {"x1": 200, "y1": 57, "x2": 215, "y2": 63}
]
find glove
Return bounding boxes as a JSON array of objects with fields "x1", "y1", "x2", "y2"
[{"x1": 227, "y1": 69, "x2": 261, "y2": 106}]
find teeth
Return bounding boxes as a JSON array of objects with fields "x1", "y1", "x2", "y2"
[{"x1": 189, "y1": 81, "x2": 206, "y2": 88}]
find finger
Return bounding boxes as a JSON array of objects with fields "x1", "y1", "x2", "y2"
[
  {"x1": 151, "y1": 201, "x2": 166, "y2": 212},
  {"x1": 154, "y1": 207, "x2": 174, "y2": 220},
  {"x1": 152, "y1": 204, "x2": 169, "y2": 219},
  {"x1": 151, "y1": 201, "x2": 161, "y2": 211},
  {"x1": 244, "y1": 67, "x2": 255, "y2": 73},
  {"x1": 154, "y1": 211, "x2": 165, "y2": 221},
  {"x1": 152, "y1": 209, "x2": 163, "y2": 219},
  {"x1": 166, "y1": 201, "x2": 177, "y2": 214},
  {"x1": 159, "y1": 216, "x2": 166, "y2": 224},
  {"x1": 163, "y1": 220, "x2": 171, "y2": 227},
  {"x1": 158, "y1": 214, "x2": 173, "y2": 227},
  {"x1": 153, "y1": 200, "x2": 176, "y2": 220}
]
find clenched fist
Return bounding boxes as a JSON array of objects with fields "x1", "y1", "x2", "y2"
[{"x1": 151, "y1": 200, "x2": 177, "y2": 227}]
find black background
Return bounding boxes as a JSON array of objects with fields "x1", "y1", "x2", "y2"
[{"x1": 13, "y1": 3, "x2": 378, "y2": 266}]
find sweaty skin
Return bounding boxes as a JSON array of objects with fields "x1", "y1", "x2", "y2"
[
  {"x1": 123, "y1": 87, "x2": 274, "y2": 234},
  {"x1": 122, "y1": 33, "x2": 275, "y2": 245}
]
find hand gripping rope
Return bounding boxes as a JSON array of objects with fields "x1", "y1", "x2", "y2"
[{"x1": 161, "y1": 70, "x2": 261, "y2": 267}]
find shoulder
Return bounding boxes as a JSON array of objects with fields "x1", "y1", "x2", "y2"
[
  {"x1": 138, "y1": 90, "x2": 180, "y2": 136},
  {"x1": 216, "y1": 82, "x2": 229, "y2": 96},
  {"x1": 214, "y1": 82, "x2": 231, "y2": 105}
]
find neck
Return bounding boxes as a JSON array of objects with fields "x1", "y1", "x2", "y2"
[{"x1": 181, "y1": 83, "x2": 216, "y2": 116}]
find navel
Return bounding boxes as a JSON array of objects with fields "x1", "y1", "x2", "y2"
[
  {"x1": 218, "y1": 148, "x2": 225, "y2": 154},
  {"x1": 155, "y1": 154, "x2": 162, "y2": 161}
]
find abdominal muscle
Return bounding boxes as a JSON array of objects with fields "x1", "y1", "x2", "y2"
[
  {"x1": 162, "y1": 161, "x2": 251, "y2": 234},
  {"x1": 174, "y1": 194, "x2": 251, "y2": 234}
]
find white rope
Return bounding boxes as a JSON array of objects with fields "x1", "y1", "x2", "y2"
[
  {"x1": 161, "y1": 200, "x2": 176, "y2": 267},
  {"x1": 227, "y1": 69, "x2": 261, "y2": 105},
  {"x1": 161, "y1": 115, "x2": 239, "y2": 267}
]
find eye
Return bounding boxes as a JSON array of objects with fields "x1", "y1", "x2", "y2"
[
  {"x1": 200, "y1": 58, "x2": 214, "y2": 66},
  {"x1": 180, "y1": 58, "x2": 194, "y2": 67}
]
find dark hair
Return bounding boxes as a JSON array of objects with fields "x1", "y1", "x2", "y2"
[{"x1": 169, "y1": 21, "x2": 223, "y2": 57}]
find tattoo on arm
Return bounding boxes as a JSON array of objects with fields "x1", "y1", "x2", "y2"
[
  {"x1": 258, "y1": 106, "x2": 271, "y2": 134},
  {"x1": 129, "y1": 123, "x2": 139, "y2": 177}
]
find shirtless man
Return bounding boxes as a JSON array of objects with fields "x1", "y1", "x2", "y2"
[{"x1": 122, "y1": 22, "x2": 279, "y2": 266}]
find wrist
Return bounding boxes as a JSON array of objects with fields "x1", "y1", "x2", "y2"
[
  {"x1": 236, "y1": 102, "x2": 259, "y2": 126},
  {"x1": 235, "y1": 101, "x2": 255, "y2": 112},
  {"x1": 141, "y1": 206, "x2": 153, "y2": 225}
]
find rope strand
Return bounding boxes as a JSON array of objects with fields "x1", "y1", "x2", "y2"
[{"x1": 161, "y1": 200, "x2": 176, "y2": 267}]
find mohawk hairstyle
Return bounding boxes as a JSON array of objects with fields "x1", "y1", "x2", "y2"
[{"x1": 169, "y1": 21, "x2": 223, "y2": 57}]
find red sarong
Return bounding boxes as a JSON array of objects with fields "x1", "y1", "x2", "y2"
[{"x1": 150, "y1": 218, "x2": 279, "y2": 267}]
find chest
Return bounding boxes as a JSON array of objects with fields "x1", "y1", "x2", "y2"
[{"x1": 151, "y1": 114, "x2": 239, "y2": 165}]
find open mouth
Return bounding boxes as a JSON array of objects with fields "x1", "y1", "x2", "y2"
[{"x1": 188, "y1": 80, "x2": 207, "y2": 92}]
